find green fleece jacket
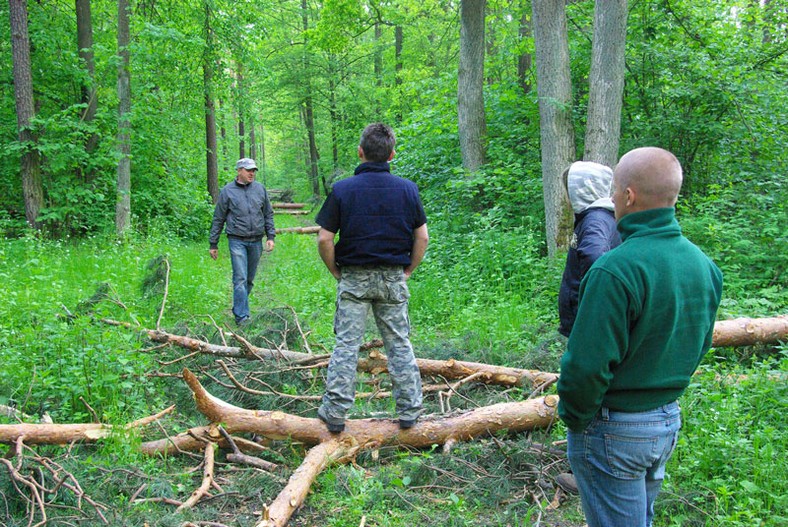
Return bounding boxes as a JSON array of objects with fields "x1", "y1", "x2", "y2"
[{"x1": 557, "y1": 207, "x2": 723, "y2": 432}]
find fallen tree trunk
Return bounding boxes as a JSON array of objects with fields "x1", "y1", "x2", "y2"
[
  {"x1": 271, "y1": 202, "x2": 306, "y2": 209},
  {"x1": 0, "y1": 406, "x2": 174, "y2": 445},
  {"x1": 179, "y1": 368, "x2": 558, "y2": 449},
  {"x1": 273, "y1": 210, "x2": 310, "y2": 215},
  {"x1": 178, "y1": 368, "x2": 558, "y2": 527},
  {"x1": 257, "y1": 438, "x2": 357, "y2": 527},
  {"x1": 274, "y1": 226, "x2": 320, "y2": 235},
  {"x1": 101, "y1": 321, "x2": 557, "y2": 389},
  {"x1": 712, "y1": 315, "x2": 788, "y2": 348}
]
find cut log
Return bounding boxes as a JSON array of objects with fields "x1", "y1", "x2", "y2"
[
  {"x1": 179, "y1": 368, "x2": 558, "y2": 449},
  {"x1": 177, "y1": 368, "x2": 558, "y2": 527},
  {"x1": 274, "y1": 226, "x2": 320, "y2": 235},
  {"x1": 712, "y1": 315, "x2": 788, "y2": 348},
  {"x1": 101, "y1": 321, "x2": 557, "y2": 389},
  {"x1": 271, "y1": 202, "x2": 306, "y2": 209},
  {"x1": 0, "y1": 406, "x2": 174, "y2": 445},
  {"x1": 273, "y1": 210, "x2": 310, "y2": 215},
  {"x1": 256, "y1": 439, "x2": 357, "y2": 527}
]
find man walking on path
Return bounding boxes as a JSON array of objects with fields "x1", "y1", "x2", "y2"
[
  {"x1": 315, "y1": 122, "x2": 429, "y2": 433},
  {"x1": 209, "y1": 158, "x2": 275, "y2": 326},
  {"x1": 557, "y1": 147, "x2": 723, "y2": 527}
]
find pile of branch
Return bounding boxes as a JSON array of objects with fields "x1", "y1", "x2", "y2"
[{"x1": 4, "y1": 311, "x2": 784, "y2": 527}]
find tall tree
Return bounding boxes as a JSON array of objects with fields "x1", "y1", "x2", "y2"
[
  {"x1": 458, "y1": 0, "x2": 487, "y2": 172},
  {"x1": 584, "y1": 0, "x2": 628, "y2": 167},
  {"x1": 115, "y1": 0, "x2": 131, "y2": 236},
  {"x1": 8, "y1": 0, "x2": 43, "y2": 229},
  {"x1": 517, "y1": 3, "x2": 532, "y2": 95},
  {"x1": 203, "y1": 0, "x2": 219, "y2": 203},
  {"x1": 237, "y1": 67, "x2": 245, "y2": 160},
  {"x1": 7, "y1": 0, "x2": 44, "y2": 228},
  {"x1": 302, "y1": 0, "x2": 320, "y2": 198},
  {"x1": 532, "y1": 0, "x2": 575, "y2": 257},
  {"x1": 75, "y1": 0, "x2": 98, "y2": 177}
]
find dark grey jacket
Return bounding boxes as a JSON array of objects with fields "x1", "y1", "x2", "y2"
[{"x1": 209, "y1": 180, "x2": 275, "y2": 249}]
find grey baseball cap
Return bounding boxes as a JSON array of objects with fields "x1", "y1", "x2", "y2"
[{"x1": 235, "y1": 158, "x2": 258, "y2": 170}]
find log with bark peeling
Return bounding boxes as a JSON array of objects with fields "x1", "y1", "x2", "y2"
[
  {"x1": 712, "y1": 315, "x2": 788, "y2": 348},
  {"x1": 100, "y1": 319, "x2": 558, "y2": 389},
  {"x1": 274, "y1": 226, "x2": 320, "y2": 235},
  {"x1": 179, "y1": 368, "x2": 558, "y2": 450},
  {"x1": 177, "y1": 368, "x2": 558, "y2": 527}
]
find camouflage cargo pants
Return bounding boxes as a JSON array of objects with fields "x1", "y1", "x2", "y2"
[{"x1": 318, "y1": 266, "x2": 423, "y2": 425}]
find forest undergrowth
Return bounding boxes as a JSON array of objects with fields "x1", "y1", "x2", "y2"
[{"x1": 0, "y1": 211, "x2": 786, "y2": 527}]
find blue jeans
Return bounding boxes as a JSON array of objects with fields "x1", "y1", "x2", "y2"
[
  {"x1": 228, "y1": 237, "x2": 263, "y2": 322},
  {"x1": 567, "y1": 402, "x2": 681, "y2": 527}
]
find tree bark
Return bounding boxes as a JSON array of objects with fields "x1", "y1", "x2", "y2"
[
  {"x1": 115, "y1": 0, "x2": 132, "y2": 236},
  {"x1": 532, "y1": 0, "x2": 575, "y2": 257},
  {"x1": 203, "y1": 0, "x2": 219, "y2": 203},
  {"x1": 584, "y1": 0, "x2": 628, "y2": 167},
  {"x1": 101, "y1": 320, "x2": 558, "y2": 389},
  {"x1": 257, "y1": 439, "x2": 356, "y2": 527},
  {"x1": 76, "y1": 0, "x2": 98, "y2": 173},
  {"x1": 302, "y1": 0, "x2": 320, "y2": 198},
  {"x1": 517, "y1": 3, "x2": 533, "y2": 95},
  {"x1": 458, "y1": 0, "x2": 487, "y2": 172},
  {"x1": 9, "y1": 0, "x2": 44, "y2": 229},
  {"x1": 275, "y1": 226, "x2": 320, "y2": 234},
  {"x1": 712, "y1": 315, "x2": 788, "y2": 348}
]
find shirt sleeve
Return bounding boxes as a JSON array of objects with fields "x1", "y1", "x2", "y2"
[
  {"x1": 315, "y1": 192, "x2": 340, "y2": 233},
  {"x1": 209, "y1": 191, "x2": 229, "y2": 249},
  {"x1": 557, "y1": 267, "x2": 632, "y2": 431},
  {"x1": 263, "y1": 189, "x2": 275, "y2": 240}
]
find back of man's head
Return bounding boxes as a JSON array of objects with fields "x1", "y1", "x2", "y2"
[
  {"x1": 615, "y1": 147, "x2": 683, "y2": 211},
  {"x1": 359, "y1": 123, "x2": 396, "y2": 162}
]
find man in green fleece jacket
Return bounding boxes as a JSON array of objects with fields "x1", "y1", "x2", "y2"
[{"x1": 557, "y1": 147, "x2": 723, "y2": 527}]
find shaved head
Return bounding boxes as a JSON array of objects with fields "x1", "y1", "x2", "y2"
[{"x1": 612, "y1": 147, "x2": 683, "y2": 220}]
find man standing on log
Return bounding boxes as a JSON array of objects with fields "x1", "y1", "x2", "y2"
[
  {"x1": 314, "y1": 123, "x2": 429, "y2": 433},
  {"x1": 557, "y1": 147, "x2": 723, "y2": 527},
  {"x1": 209, "y1": 158, "x2": 276, "y2": 326}
]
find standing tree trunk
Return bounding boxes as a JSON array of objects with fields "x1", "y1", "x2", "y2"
[
  {"x1": 302, "y1": 0, "x2": 320, "y2": 198},
  {"x1": 584, "y1": 0, "x2": 628, "y2": 167},
  {"x1": 237, "y1": 67, "x2": 245, "y2": 160},
  {"x1": 395, "y1": 25, "x2": 404, "y2": 122},
  {"x1": 517, "y1": 3, "x2": 532, "y2": 95},
  {"x1": 532, "y1": 0, "x2": 575, "y2": 257},
  {"x1": 115, "y1": 0, "x2": 131, "y2": 236},
  {"x1": 9, "y1": 0, "x2": 43, "y2": 229},
  {"x1": 458, "y1": 0, "x2": 487, "y2": 172},
  {"x1": 203, "y1": 0, "x2": 219, "y2": 203},
  {"x1": 76, "y1": 0, "x2": 98, "y2": 179}
]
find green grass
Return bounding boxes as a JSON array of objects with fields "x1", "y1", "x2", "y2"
[{"x1": 1, "y1": 212, "x2": 786, "y2": 526}]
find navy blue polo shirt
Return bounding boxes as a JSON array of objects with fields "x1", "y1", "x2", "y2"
[{"x1": 315, "y1": 162, "x2": 427, "y2": 267}]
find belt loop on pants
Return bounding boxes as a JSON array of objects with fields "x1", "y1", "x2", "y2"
[{"x1": 600, "y1": 407, "x2": 610, "y2": 420}]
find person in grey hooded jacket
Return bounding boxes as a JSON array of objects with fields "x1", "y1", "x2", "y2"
[
  {"x1": 209, "y1": 158, "x2": 275, "y2": 325},
  {"x1": 558, "y1": 161, "x2": 621, "y2": 337}
]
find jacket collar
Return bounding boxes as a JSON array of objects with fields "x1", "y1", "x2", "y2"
[
  {"x1": 354, "y1": 161, "x2": 390, "y2": 175},
  {"x1": 617, "y1": 207, "x2": 681, "y2": 242}
]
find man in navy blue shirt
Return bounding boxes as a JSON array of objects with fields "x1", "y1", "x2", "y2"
[{"x1": 315, "y1": 122, "x2": 429, "y2": 433}]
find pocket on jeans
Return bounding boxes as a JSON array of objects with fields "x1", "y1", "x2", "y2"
[
  {"x1": 383, "y1": 274, "x2": 409, "y2": 302},
  {"x1": 339, "y1": 273, "x2": 370, "y2": 299},
  {"x1": 604, "y1": 434, "x2": 659, "y2": 480}
]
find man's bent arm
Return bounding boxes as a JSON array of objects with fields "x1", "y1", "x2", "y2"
[
  {"x1": 317, "y1": 228, "x2": 341, "y2": 280},
  {"x1": 404, "y1": 224, "x2": 429, "y2": 279}
]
